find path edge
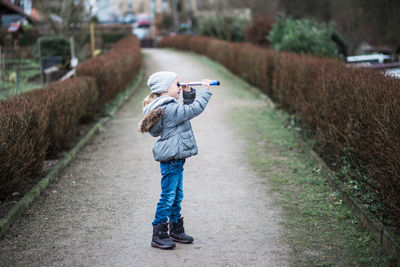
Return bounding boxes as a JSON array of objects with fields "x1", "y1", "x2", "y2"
[
  {"x1": 189, "y1": 49, "x2": 400, "y2": 264},
  {"x1": 0, "y1": 68, "x2": 144, "y2": 238},
  {"x1": 294, "y1": 134, "x2": 400, "y2": 265}
]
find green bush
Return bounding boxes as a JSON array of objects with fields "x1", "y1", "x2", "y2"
[
  {"x1": 19, "y1": 28, "x2": 40, "y2": 47},
  {"x1": 33, "y1": 35, "x2": 71, "y2": 62},
  {"x1": 196, "y1": 15, "x2": 249, "y2": 42},
  {"x1": 267, "y1": 15, "x2": 340, "y2": 58},
  {"x1": 101, "y1": 33, "x2": 130, "y2": 44}
]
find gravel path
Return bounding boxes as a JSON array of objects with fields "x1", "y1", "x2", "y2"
[{"x1": 0, "y1": 48, "x2": 290, "y2": 266}]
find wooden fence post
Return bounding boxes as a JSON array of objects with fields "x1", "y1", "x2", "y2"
[
  {"x1": 0, "y1": 46, "x2": 2, "y2": 85},
  {"x1": 38, "y1": 38, "x2": 43, "y2": 85},
  {"x1": 90, "y1": 22, "x2": 95, "y2": 57}
]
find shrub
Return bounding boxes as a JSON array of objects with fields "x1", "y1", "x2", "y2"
[
  {"x1": 0, "y1": 35, "x2": 142, "y2": 199},
  {"x1": 33, "y1": 35, "x2": 71, "y2": 62},
  {"x1": 101, "y1": 33, "x2": 130, "y2": 44},
  {"x1": 156, "y1": 14, "x2": 174, "y2": 34},
  {"x1": 244, "y1": 15, "x2": 274, "y2": 47},
  {"x1": 314, "y1": 67, "x2": 400, "y2": 213},
  {"x1": 267, "y1": 15, "x2": 340, "y2": 58},
  {"x1": 160, "y1": 34, "x2": 400, "y2": 224},
  {"x1": 187, "y1": 36, "x2": 212, "y2": 55},
  {"x1": 0, "y1": 93, "x2": 49, "y2": 199},
  {"x1": 19, "y1": 28, "x2": 40, "y2": 47},
  {"x1": 235, "y1": 43, "x2": 274, "y2": 91},
  {"x1": 37, "y1": 77, "x2": 98, "y2": 157},
  {"x1": 0, "y1": 76, "x2": 98, "y2": 197},
  {"x1": 112, "y1": 35, "x2": 140, "y2": 53},
  {"x1": 76, "y1": 35, "x2": 141, "y2": 108},
  {"x1": 159, "y1": 35, "x2": 192, "y2": 51},
  {"x1": 196, "y1": 15, "x2": 249, "y2": 42}
]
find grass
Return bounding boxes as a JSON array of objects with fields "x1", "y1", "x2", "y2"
[
  {"x1": 173, "y1": 48, "x2": 396, "y2": 266},
  {"x1": 0, "y1": 58, "x2": 42, "y2": 100},
  {"x1": 231, "y1": 98, "x2": 394, "y2": 267}
]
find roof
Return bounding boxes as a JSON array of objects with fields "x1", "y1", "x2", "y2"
[
  {"x1": 346, "y1": 54, "x2": 390, "y2": 64},
  {"x1": 0, "y1": 0, "x2": 39, "y2": 24}
]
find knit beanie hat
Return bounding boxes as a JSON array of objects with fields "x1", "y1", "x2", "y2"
[{"x1": 147, "y1": 71, "x2": 178, "y2": 94}]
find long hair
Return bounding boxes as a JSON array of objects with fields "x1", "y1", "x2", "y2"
[{"x1": 142, "y1": 92, "x2": 160, "y2": 107}]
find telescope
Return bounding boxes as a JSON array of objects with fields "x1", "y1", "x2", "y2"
[{"x1": 178, "y1": 80, "x2": 220, "y2": 87}]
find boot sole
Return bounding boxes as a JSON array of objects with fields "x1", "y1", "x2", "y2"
[
  {"x1": 151, "y1": 242, "x2": 176, "y2": 249},
  {"x1": 169, "y1": 236, "x2": 193, "y2": 244}
]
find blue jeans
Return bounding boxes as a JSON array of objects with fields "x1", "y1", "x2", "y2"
[{"x1": 152, "y1": 159, "x2": 185, "y2": 226}]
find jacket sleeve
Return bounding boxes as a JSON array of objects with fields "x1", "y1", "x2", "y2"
[
  {"x1": 166, "y1": 88, "x2": 212, "y2": 127},
  {"x1": 183, "y1": 87, "x2": 196, "y2": 105}
]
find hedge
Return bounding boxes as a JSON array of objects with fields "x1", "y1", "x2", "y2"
[
  {"x1": 76, "y1": 35, "x2": 141, "y2": 108},
  {"x1": 0, "y1": 93, "x2": 49, "y2": 198},
  {"x1": 0, "y1": 77, "x2": 96, "y2": 198},
  {"x1": 159, "y1": 35, "x2": 400, "y2": 223},
  {"x1": 0, "y1": 35, "x2": 141, "y2": 199},
  {"x1": 37, "y1": 77, "x2": 98, "y2": 157}
]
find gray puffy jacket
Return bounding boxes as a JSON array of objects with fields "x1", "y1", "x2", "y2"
[{"x1": 138, "y1": 88, "x2": 212, "y2": 162}]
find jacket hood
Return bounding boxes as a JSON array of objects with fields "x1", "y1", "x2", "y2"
[
  {"x1": 138, "y1": 107, "x2": 164, "y2": 133},
  {"x1": 142, "y1": 95, "x2": 176, "y2": 114},
  {"x1": 139, "y1": 96, "x2": 176, "y2": 133}
]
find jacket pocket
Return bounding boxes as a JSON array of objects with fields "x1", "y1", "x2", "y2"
[
  {"x1": 179, "y1": 131, "x2": 195, "y2": 152},
  {"x1": 153, "y1": 136, "x2": 179, "y2": 162}
]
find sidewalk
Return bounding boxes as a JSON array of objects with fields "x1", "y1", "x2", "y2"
[{"x1": 0, "y1": 49, "x2": 290, "y2": 266}]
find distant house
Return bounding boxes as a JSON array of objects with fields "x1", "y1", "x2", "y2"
[
  {"x1": 0, "y1": 0, "x2": 39, "y2": 28},
  {"x1": 90, "y1": 0, "x2": 199, "y2": 23}
]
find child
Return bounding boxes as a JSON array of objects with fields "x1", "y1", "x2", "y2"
[{"x1": 138, "y1": 71, "x2": 212, "y2": 249}]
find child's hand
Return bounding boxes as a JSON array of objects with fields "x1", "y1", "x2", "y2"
[
  {"x1": 201, "y1": 79, "x2": 212, "y2": 89},
  {"x1": 182, "y1": 84, "x2": 191, "y2": 92}
]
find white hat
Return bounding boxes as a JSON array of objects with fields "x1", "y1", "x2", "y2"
[{"x1": 147, "y1": 71, "x2": 178, "y2": 94}]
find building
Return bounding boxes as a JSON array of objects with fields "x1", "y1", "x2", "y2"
[
  {"x1": 7, "y1": 0, "x2": 32, "y2": 14},
  {"x1": 91, "y1": 0, "x2": 198, "y2": 22},
  {"x1": 0, "y1": 0, "x2": 39, "y2": 28}
]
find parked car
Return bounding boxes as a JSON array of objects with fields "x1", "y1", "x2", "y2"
[
  {"x1": 132, "y1": 18, "x2": 151, "y2": 40},
  {"x1": 123, "y1": 13, "x2": 135, "y2": 24}
]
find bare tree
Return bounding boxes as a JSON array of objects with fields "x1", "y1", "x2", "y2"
[
  {"x1": 228, "y1": 0, "x2": 279, "y2": 18},
  {"x1": 35, "y1": 0, "x2": 90, "y2": 36}
]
